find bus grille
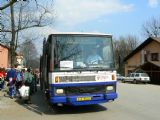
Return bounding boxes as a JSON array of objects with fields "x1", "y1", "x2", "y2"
[
  {"x1": 58, "y1": 76, "x2": 96, "y2": 83},
  {"x1": 64, "y1": 86, "x2": 106, "y2": 95}
]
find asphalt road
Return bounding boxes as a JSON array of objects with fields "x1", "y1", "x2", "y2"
[{"x1": 0, "y1": 82, "x2": 160, "y2": 120}]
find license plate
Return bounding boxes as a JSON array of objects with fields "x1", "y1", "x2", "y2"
[{"x1": 76, "y1": 97, "x2": 92, "y2": 101}]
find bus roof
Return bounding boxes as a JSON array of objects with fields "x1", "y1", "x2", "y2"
[{"x1": 48, "y1": 32, "x2": 112, "y2": 37}]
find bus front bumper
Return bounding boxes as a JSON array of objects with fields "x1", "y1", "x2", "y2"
[{"x1": 50, "y1": 93, "x2": 118, "y2": 106}]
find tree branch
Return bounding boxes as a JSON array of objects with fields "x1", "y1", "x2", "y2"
[
  {"x1": 0, "y1": 29, "x2": 12, "y2": 32},
  {"x1": 15, "y1": 24, "x2": 45, "y2": 32},
  {"x1": 0, "y1": 0, "x2": 17, "y2": 10}
]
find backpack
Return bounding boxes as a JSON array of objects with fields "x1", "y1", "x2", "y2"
[
  {"x1": 25, "y1": 73, "x2": 33, "y2": 84},
  {"x1": 16, "y1": 73, "x2": 22, "y2": 82}
]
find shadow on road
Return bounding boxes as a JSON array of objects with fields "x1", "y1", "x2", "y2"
[
  {"x1": 15, "y1": 87, "x2": 107, "y2": 115},
  {"x1": 50, "y1": 104, "x2": 107, "y2": 115}
]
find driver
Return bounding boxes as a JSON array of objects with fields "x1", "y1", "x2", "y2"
[{"x1": 86, "y1": 46, "x2": 102, "y2": 64}]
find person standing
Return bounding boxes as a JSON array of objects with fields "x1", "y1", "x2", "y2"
[
  {"x1": 23, "y1": 68, "x2": 34, "y2": 103},
  {"x1": 33, "y1": 70, "x2": 37, "y2": 93},
  {"x1": 6, "y1": 66, "x2": 17, "y2": 98},
  {"x1": 15, "y1": 69, "x2": 23, "y2": 97}
]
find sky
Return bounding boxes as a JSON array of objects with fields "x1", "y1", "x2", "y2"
[
  {"x1": 1, "y1": 0, "x2": 160, "y2": 53},
  {"x1": 39, "y1": 0, "x2": 160, "y2": 41}
]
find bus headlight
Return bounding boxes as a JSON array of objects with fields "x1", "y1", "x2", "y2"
[
  {"x1": 56, "y1": 89, "x2": 64, "y2": 94},
  {"x1": 106, "y1": 86, "x2": 114, "y2": 91}
]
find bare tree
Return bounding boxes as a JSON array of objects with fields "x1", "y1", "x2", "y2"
[
  {"x1": 113, "y1": 35, "x2": 139, "y2": 74},
  {"x1": 0, "y1": 1, "x2": 53, "y2": 66},
  {"x1": 0, "y1": 0, "x2": 17, "y2": 11},
  {"x1": 142, "y1": 17, "x2": 160, "y2": 38},
  {"x1": 0, "y1": 0, "x2": 38, "y2": 11},
  {"x1": 126, "y1": 35, "x2": 138, "y2": 52},
  {"x1": 19, "y1": 38, "x2": 39, "y2": 68}
]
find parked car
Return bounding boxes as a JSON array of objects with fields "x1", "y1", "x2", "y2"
[
  {"x1": 116, "y1": 74, "x2": 124, "y2": 81},
  {"x1": 122, "y1": 72, "x2": 150, "y2": 84}
]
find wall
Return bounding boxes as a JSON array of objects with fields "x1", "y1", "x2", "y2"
[
  {"x1": 125, "y1": 40, "x2": 160, "y2": 76},
  {"x1": 0, "y1": 45, "x2": 9, "y2": 68}
]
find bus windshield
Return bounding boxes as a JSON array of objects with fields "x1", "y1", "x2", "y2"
[{"x1": 53, "y1": 35, "x2": 114, "y2": 70}]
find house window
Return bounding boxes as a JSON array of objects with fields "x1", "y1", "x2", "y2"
[{"x1": 151, "y1": 53, "x2": 159, "y2": 61}]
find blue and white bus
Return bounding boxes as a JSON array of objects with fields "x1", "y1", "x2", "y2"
[{"x1": 40, "y1": 32, "x2": 118, "y2": 106}]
